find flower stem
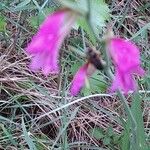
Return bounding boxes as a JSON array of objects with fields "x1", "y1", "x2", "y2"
[
  {"x1": 86, "y1": 0, "x2": 138, "y2": 149},
  {"x1": 81, "y1": 28, "x2": 86, "y2": 51},
  {"x1": 86, "y1": 0, "x2": 114, "y2": 80},
  {"x1": 117, "y1": 90, "x2": 138, "y2": 149}
]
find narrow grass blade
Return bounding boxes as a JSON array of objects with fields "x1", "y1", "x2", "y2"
[
  {"x1": 22, "y1": 117, "x2": 37, "y2": 150},
  {"x1": 131, "y1": 92, "x2": 149, "y2": 150},
  {"x1": 0, "y1": 124, "x2": 18, "y2": 146}
]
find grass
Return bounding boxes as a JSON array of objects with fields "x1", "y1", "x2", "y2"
[{"x1": 0, "y1": 0, "x2": 150, "y2": 149}]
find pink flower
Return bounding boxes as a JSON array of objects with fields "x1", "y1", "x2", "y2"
[
  {"x1": 108, "y1": 38, "x2": 145, "y2": 93},
  {"x1": 26, "y1": 9, "x2": 75, "y2": 75},
  {"x1": 70, "y1": 63, "x2": 95, "y2": 96}
]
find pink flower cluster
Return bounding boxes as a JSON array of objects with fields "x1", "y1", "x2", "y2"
[
  {"x1": 71, "y1": 38, "x2": 145, "y2": 95},
  {"x1": 26, "y1": 9, "x2": 145, "y2": 96},
  {"x1": 108, "y1": 38, "x2": 145, "y2": 93},
  {"x1": 26, "y1": 9, "x2": 75, "y2": 75},
  {"x1": 70, "y1": 64, "x2": 89, "y2": 96}
]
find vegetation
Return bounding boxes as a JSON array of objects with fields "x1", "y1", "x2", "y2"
[{"x1": 0, "y1": 0, "x2": 149, "y2": 149}]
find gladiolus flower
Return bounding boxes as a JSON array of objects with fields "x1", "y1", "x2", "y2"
[
  {"x1": 70, "y1": 63, "x2": 96, "y2": 96},
  {"x1": 108, "y1": 38, "x2": 145, "y2": 93},
  {"x1": 26, "y1": 9, "x2": 75, "y2": 75}
]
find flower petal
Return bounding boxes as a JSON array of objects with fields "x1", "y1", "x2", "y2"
[
  {"x1": 26, "y1": 10, "x2": 66, "y2": 54},
  {"x1": 70, "y1": 64, "x2": 88, "y2": 96},
  {"x1": 110, "y1": 69, "x2": 136, "y2": 93},
  {"x1": 26, "y1": 9, "x2": 76, "y2": 75},
  {"x1": 109, "y1": 38, "x2": 140, "y2": 72},
  {"x1": 108, "y1": 37, "x2": 145, "y2": 93},
  {"x1": 42, "y1": 54, "x2": 59, "y2": 75},
  {"x1": 29, "y1": 54, "x2": 43, "y2": 71}
]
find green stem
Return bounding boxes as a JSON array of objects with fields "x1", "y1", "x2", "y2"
[
  {"x1": 86, "y1": 0, "x2": 100, "y2": 43},
  {"x1": 86, "y1": 0, "x2": 113, "y2": 80},
  {"x1": 117, "y1": 90, "x2": 138, "y2": 150},
  {"x1": 86, "y1": 1, "x2": 137, "y2": 149},
  {"x1": 81, "y1": 28, "x2": 86, "y2": 50}
]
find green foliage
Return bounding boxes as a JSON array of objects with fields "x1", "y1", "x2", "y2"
[
  {"x1": 82, "y1": 72, "x2": 107, "y2": 96},
  {"x1": 70, "y1": 61, "x2": 83, "y2": 75},
  {"x1": 22, "y1": 117, "x2": 37, "y2": 150},
  {"x1": 119, "y1": 92, "x2": 149, "y2": 150},
  {"x1": 29, "y1": 7, "x2": 55, "y2": 29},
  {"x1": 14, "y1": 0, "x2": 31, "y2": 10},
  {"x1": 89, "y1": 72, "x2": 107, "y2": 92},
  {"x1": 119, "y1": 120, "x2": 130, "y2": 150},
  {"x1": 79, "y1": 0, "x2": 110, "y2": 43},
  {"x1": 0, "y1": 124, "x2": 18, "y2": 147},
  {"x1": 89, "y1": 92, "x2": 149, "y2": 149},
  {"x1": 130, "y1": 93, "x2": 149, "y2": 150},
  {"x1": 0, "y1": 14, "x2": 6, "y2": 32},
  {"x1": 77, "y1": 18, "x2": 97, "y2": 44},
  {"x1": 90, "y1": 127, "x2": 121, "y2": 149},
  {"x1": 90, "y1": 127, "x2": 105, "y2": 139},
  {"x1": 89, "y1": 0, "x2": 110, "y2": 31},
  {"x1": 60, "y1": 0, "x2": 110, "y2": 43}
]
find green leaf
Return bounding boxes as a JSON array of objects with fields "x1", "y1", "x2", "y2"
[
  {"x1": 0, "y1": 124, "x2": 18, "y2": 146},
  {"x1": 103, "y1": 137, "x2": 111, "y2": 145},
  {"x1": 88, "y1": 71, "x2": 107, "y2": 92},
  {"x1": 106, "y1": 127, "x2": 114, "y2": 137},
  {"x1": 75, "y1": 0, "x2": 88, "y2": 13},
  {"x1": 120, "y1": 92, "x2": 149, "y2": 150},
  {"x1": 82, "y1": 86, "x2": 91, "y2": 96},
  {"x1": 29, "y1": 7, "x2": 55, "y2": 29},
  {"x1": 14, "y1": 0, "x2": 31, "y2": 10},
  {"x1": 89, "y1": 127, "x2": 105, "y2": 140},
  {"x1": 113, "y1": 135, "x2": 120, "y2": 144},
  {"x1": 130, "y1": 22, "x2": 150, "y2": 40},
  {"x1": 119, "y1": 117, "x2": 130, "y2": 150},
  {"x1": 90, "y1": 78, "x2": 107, "y2": 92},
  {"x1": 77, "y1": 0, "x2": 110, "y2": 43},
  {"x1": 0, "y1": 2, "x2": 5, "y2": 10},
  {"x1": 131, "y1": 92, "x2": 149, "y2": 150},
  {"x1": 120, "y1": 128, "x2": 130, "y2": 150},
  {"x1": 59, "y1": 0, "x2": 87, "y2": 15},
  {"x1": 90, "y1": 0, "x2": 110, "y2": 33},
  {"x1": 0, "y1": 15, "x2": 6, "y2": 32},
  {"x1": 70, "y1": 61, "x2": 82, "y2": 75},
  {"x1": 81, "y1": 71, "x2": 107, "y2": 96},
  {"x1": 77, "y1": 17, "x2": 96, "y2": 44},
  {"x1": 22, "y1": 117, "x2": 37, "y2": 150}
]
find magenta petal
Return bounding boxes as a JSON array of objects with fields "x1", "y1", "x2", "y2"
[
  {"x1": 108, "y1": 38, "x2": 145, "y2": 93},
  {"x1": 29, "y1": 54, "x2": 43, "y2": 71},
  {"x1": 26, "y1": 37, "x2": 45, "y2": 54},
  {"x1": 109, "y1": 38, "x2": 140, "y2": 72},
  {"x1": 110, "y1": 69, "x2": 136, "y2": 93},
  {"x1": 26, "y1": 11, "x2": 66, "y2": 54},
  {"x1": 120, "y1": 71, "x2": 136, "y2": 93},
  {"x1": 70, "y1": 64, "x2": 88, "y2": 96},
  {"x1": 42, "y1": 65, "x2": 59, "y2": 76},
  {"x1": 110, "y1": 70, "x2": 121, "y2": 92},
  {"x1": 26, "y1": 10, "x2": 75, "y2": 75},
  {"x1": 29, "y1": 49, "x2": 59, "y2": 75},
  {"x1": 134, "y1": 66, "x2": 145, "y2": 76},
  {"x1": 42, "y1": 55, "x2": 59, "y2": 75}
]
